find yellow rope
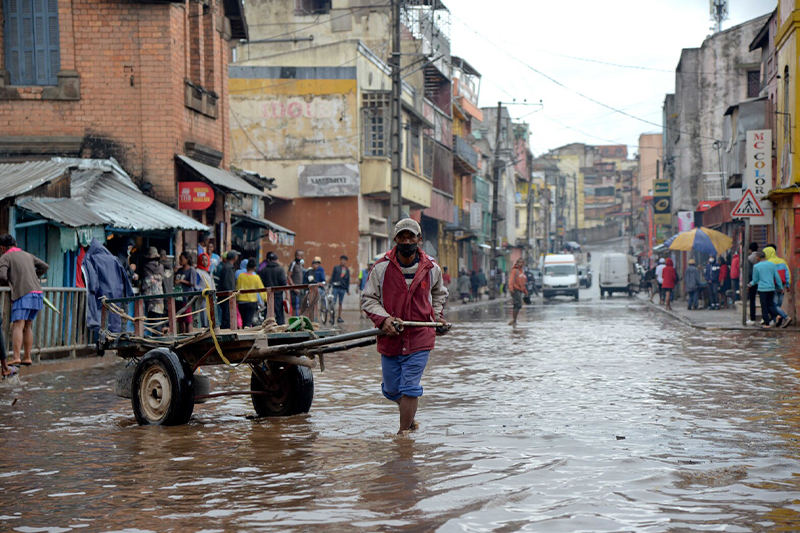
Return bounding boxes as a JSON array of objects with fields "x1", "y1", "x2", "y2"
[{"x1": 203, "y1": 287, "x2": 232, "y2": 367}]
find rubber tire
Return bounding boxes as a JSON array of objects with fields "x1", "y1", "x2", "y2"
[
  {"x1": 131, "y1": 348, "x2": 195, "y2": 426},
  {"x1": 251, "y1": 363, "x2": 314, "y2": 417}
]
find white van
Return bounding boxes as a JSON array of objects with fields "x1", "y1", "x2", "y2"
[
  {"x1": 542, "y1": 254, "x2": 580, "y2": 300},
  {"x1": 599, "y1": 253, "x2": 640, "y2": 298}
]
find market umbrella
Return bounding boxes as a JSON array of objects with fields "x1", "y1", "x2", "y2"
[{"x1": 667, "y1": 227, "x2": 732, "y2": 255}]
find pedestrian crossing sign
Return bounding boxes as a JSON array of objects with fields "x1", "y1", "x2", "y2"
[{"x1": 731, "y1": 189, "x2": 765, "y2": 217}]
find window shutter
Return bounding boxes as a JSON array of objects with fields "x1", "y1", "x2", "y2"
[
  {"x1": 4, "y1": 0, "x2": 22, "y2": 84},
  {"x1": 32, "y1": 0, "x2": 47, "y2": 84},
  {"x1": 19, "y1": 0, "x2": 35, "y2": 84},
  {"x1": 46, "y1": 0, "x2": 60, "y2": 84}
]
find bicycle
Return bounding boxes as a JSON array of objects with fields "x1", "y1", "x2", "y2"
[{"x1": 319, "y1": 283, "x2": 337, "y2": 325}]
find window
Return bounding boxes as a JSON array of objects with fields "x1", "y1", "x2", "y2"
[
  {"x1": 406, "y1": 121, "x2": 421, "y2": 172},
  {"x1": 295, "y1": 0, "x2": 330, "y2": 15},
  {"x1": 747, "y1": 70, "x2": 761, "y2": 98},
  {"x1": 423, "y1": 134, "x2": 434, "y2": 178},
  {"x1": 3, "y1": 0, "x2": 60, "y2": 86},
  {"x1": 362, "y1": 92, "x2": 390, "y2": 157}
]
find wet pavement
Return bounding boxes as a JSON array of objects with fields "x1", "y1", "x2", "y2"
[{"x1": 3, "y1": 246, "x2": 800, "y2": 531}]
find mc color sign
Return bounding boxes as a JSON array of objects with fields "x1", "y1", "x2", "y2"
[{"x1": 743, "y1": 130, "x2": 773, "y2": 225}]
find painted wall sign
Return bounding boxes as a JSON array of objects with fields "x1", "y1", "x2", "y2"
[
  {"x1": 178, "y1": 182, "x2": 215, "y2": 210},
  {"x1": 298, "y1": 164, "x2": 360, "y2": 197},
  {"x1": 653, "y1": 196, "x2": 671, "y2": 225},
  {"x1": 743, "y1": 130, "x2": 773, "y2": 225}
]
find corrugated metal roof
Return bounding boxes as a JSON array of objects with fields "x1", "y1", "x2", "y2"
[
  {"x1": 0, "y1": 160, "x2": 74, "y2": 200},
  {"x1": 231, "y1": 212, "x2": 295, "y2": 235},
  {"x1": 16, "y1": 197, "x2": 106, "y2": 227},
  {"x1": 71, "y1": 168, "x2": 208, "y2": 232},
  {"x1": 176, "y1": 155, "x2": 266, "y2": 197}
]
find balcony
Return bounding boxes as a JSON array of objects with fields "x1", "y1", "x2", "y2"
[
  {"x1": 453, "y1": 135, "x2": 478, "y2": 174},
  {"x1": 360, "y1": 158, "x2": 432, "y2": 209}
]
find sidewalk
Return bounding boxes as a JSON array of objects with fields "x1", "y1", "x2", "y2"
[{"x1": 638, "y1": 293, "x2": 796, "y2": 332}]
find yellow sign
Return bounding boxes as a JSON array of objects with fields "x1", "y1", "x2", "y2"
[{"x1": 654, "y1": 179, "x2": 670, "y2": 197}]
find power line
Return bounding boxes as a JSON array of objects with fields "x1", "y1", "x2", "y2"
[{"x1": 452, "y1": 13, "x2": 724, "y2": 144}]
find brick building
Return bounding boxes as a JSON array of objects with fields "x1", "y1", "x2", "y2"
[{"x1": 0, "y1": 0, "x2": 252, "y2": 252}]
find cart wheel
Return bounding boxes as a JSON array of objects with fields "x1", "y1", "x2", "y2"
[
  {"x1": 251, "y1": 362, "x2": 314, "y2": 417},
  {"x1": 132, "y1": 348, "x2": 195, "y2": 426},
  {"x1": 321, "y1": 305, "x2": 329, "y2": 325}
]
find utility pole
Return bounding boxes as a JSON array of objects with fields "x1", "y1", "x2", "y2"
[
  {"x1": 627, "y1": 171, "x2": 633, "y2": 255},
  {"x1": 572, "y1": 172, "x2": 578, "y2": 241},
  {"x1": 389, "y1": 0, "x2": 403, "y2": 225},
  {"x1": 489, "y1": 101, "x2": 503, "y2": 300},
  {"x1": 524, "y1": 171, "x2": 534, "y2": 265}
]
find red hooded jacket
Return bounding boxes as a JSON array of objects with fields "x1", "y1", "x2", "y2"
[{"x1": 661, "y1": 258, "x2": 678, "y2": 289}]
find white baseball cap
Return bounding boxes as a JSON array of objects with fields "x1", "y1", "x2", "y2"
[{"x1": 394, "y1": 218, "x2": 421, "y2": 238}]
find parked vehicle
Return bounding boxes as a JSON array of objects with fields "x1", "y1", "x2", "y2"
[
  {"x1": 578, "y1": 265, "x2": 593, "y2": 288},
  {"x1": 599, "y1": 253, "x2": 640, "y2": 298},
  {"x1": 542, "y1": 254, "x2": 579, "y2": 300}
]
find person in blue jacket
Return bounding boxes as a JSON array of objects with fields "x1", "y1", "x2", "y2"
[{"x1": 748, "y1": 250, "x2": 785, "y2": 328}]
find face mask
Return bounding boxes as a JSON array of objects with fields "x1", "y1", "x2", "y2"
[{"x1": 396, "y1": 242, "x2": 417, "y2": 256}]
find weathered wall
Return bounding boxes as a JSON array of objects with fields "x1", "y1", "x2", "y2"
[
  {"x1": 671, "y1": 16, "x2": 767, "y2": 212},
  {"x1": 263, "y1": 195, "x2": 361, "y2": 280},
  {"x1": 0, "y1": 0, "x2": 232, "y2": 204},
  {"x1": 638, "y1": 133, "x2": 663, "y2": 197}
]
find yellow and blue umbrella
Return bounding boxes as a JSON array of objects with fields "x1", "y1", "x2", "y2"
[{"x1": 665, "y1": 227, "x2": 732, "y2": 255}]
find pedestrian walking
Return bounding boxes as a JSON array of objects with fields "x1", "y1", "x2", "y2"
[
  {"x1": 287, "y1": 250, "x2": 305, "y2": 316},
  {"x1": 748, "y1": 251, "x2": 784, "y2": 328},
  {"x1": 719, "y1": 257, "x2": 729, "y2": 309},
  {"x1": 236, "y1": 258, "x2": 264, "y2": 328},
  {"x1": 661, "y1": 258, "x2": 678, "y2": 311},
  {"x1": 140, "y1": 247, "x2": 165, "y2": 323},
  {"x1": 704, "y1": 256, "x2": 721, "y2": 310},
  {"x1": 0, "y1": 234, "x2": 49, "y2": 367},
  {"x1": 747, "y1": 242, "x2": 759, "y2": 324},
  {"x1": 174, "y1": 251, "x2": 197, "y2": 334},
  {"x1": 457, "y1": 269, "x2": 471, "y2": 304},
  {"x1": 470, "y1": 270, "x2": 479, "y2": 301},
  {"x1": 764, "y1": 245, "x2": 792, "y2": 327},
  {"x1": 159, "y1": 249, "x2": 174, "y2": 294},
  {"x1": 259, "y1": 251, "x2": 287, "y2": 325},
  {"x1": 361, "y1": 218, "x2": 448, "y2": 435},
  {"x1": 508, "y1": 258, "x2": 529, "y2": 326},
  {"x1": 730, "y1": 251, "x2": 741, "y2": 302},
  {"x1": 684, "y1": 259, "x2": 700, "y2": 310},
  {"x1": 644, "y1": 263, "x2": 656, "y2": 302},
  {"x1": 655, "y1": 258, "x2": 666, "y2": 304},
  {"x1": 196, "y1": 253, "x2": 216, "y2": 328},
  {"x1": 216, "y1": 250, "x2": 239, "y2": 329},
  {"x1": 83, "y1": 238, "x2": 133, "y2": 334},
  {"x1": 329, "y1": 255, "x2": 350, "y2": 323},
  {"x1": 357, "y1": 262, "x2": 374, "y2": 319},
  {"x1": 478, "y1": 268, "x2": 488, "y2": 299}
]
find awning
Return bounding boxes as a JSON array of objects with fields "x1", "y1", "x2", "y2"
[
  {"x1": 176, "y1": 155, "x2": 266, "y2": 197},
  {"x1": 696, "y1": 200, "x2": 722, "y2": 212},
  {"x1": 231, "y1": 212, "x2": 295, "y2": 235},
  {"x1": 16, "y1": 197, "x2": 106, "y2": 227}
]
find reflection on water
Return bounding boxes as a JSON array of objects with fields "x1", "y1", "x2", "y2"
[{"x1": 2, "y1": 294, "x2": 800, "y2": 532}]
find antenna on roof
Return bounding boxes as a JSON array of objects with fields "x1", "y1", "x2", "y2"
[{"x1": 710, "y1": 0, "x2": 728, "y2": 33}]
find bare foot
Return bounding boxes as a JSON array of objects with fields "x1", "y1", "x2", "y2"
[
  {"x1": 6, "y1": 359, "x2": 21, "y2": 366},
  {"x1": 508, "y1": 320, "x2": 516, "y2": 326},
  {"x1": 409, "y1": 420, "x2": 420, "y2": 431}
]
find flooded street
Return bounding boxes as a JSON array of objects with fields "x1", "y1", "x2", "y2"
[{"x1": 3, "y1": 248, "x2": 800, "y2": 532}]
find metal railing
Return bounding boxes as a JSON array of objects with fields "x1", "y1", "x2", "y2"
[
  {"x1": 0, "y1": 287, "x2": 92, "y2": 361},
  {"x1": 454, "y1": 134, "x2": 479, "y2": 170}
]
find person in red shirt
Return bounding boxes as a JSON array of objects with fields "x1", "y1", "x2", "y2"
[
  {"x1": 661, "y1": 258, "x2": 678, "y2": 310},
  {"x1": 730, "y1": 252, "x2": 741, "y2": 302},
  {"x1": 718, "y1": 258, "x2": 729, "y2": 309}
]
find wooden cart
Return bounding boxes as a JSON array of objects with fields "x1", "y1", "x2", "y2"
[{"x1": 102, "y1": 284, "x2": 382, "y2": 426}]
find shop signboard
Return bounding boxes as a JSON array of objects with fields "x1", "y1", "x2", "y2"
[{"x1": 178, "y1": 182, "x2": 215, "y2": 210}]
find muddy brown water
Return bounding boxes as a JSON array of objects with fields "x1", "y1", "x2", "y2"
[{"x1": 2, "y1": 286, "x2": 800, "y2": 531}]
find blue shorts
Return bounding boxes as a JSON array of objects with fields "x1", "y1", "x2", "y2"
[
  {"x1": 381, "y1": 350, "x2": 430, "y2": 401},
  {"x1": 332, "y1": 287, "x2": 346, "y2": 303},
  {"x1": 11, "y1": 292, "x2": 43, "y2": 322}
]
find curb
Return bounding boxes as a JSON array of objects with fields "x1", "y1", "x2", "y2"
[{"x1": 639, "y1": 297, "x2": 795, "y2": 332}]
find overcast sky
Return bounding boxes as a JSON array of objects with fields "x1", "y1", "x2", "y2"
[{"x1": 449, "y1": 0, "x2": 776, "y2": 157}]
